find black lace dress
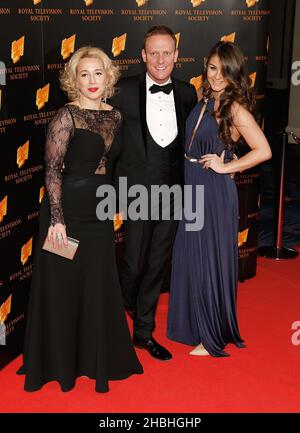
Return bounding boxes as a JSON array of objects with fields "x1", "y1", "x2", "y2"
[{"x1": 17, "y1": 105, "x2": 143, "y2": 392}]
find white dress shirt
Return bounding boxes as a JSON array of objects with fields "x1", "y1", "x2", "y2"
[{"x1": 146, "y1": 73, "x2": 178, "y2": 148}]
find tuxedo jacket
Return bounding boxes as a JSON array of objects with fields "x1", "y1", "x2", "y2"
[{"x1": 112, "y1": 74, "x2": 197, "y2": 189}]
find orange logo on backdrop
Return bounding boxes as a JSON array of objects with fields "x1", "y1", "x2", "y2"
[
  {"x1": 221, "y1": 32, "x2": 236, "y2": 43},
  {"x1": 246, "y1": 0, "x2": 259, "y2": 7},
  {"x1": 33, "y1": 0, "x2": 42, "y2": 5},
  {"x1": 0, "y1": 295, "x2": 12, "y2": 324},
  {"x1": 190, "y1": 75, "x2": 203, "y2": 91},
  {"x1": 36, "y1": 83, "x2": 50, "y2": 110},
  {"x1": 61, "y1": 34, "x2": 76, "y2": 60},
  {"x1": 21, "y1": 238, "x2": 33, "y2": 266},
  {"x1": 84, "y1": 0, "x2": 93, "y2": 6},
  {"x1": 17, "y1": 140, "x2": 29, "y2": 169},
  {"x1": 11, "y1": 36, "x2": 25, "y2": 64},
  {"x1": 175, "y1": 33, "x2": 180, "y2": 50},
  {"x1": 0, "y1": 196, "x2": 8, "y2": 223},
  {"x1": 136, "y1": 0, "x2": 149, "y2": 6},
  {"x1": 191, "y1": 0, "x2": 205, "y2": 7},
  {"x1": 39, "y1": 186, "x2": 45, "y2": 203},
  {"x1": 238, "y1": 228, "x2": 249, "y2": 247},
  {"x1": 114, "y1": 213, "x2": 123, "y2": 232},
  {"x1": 249, "y1": 72, "x2": 256, "y2": 88},
  {"x1": 112, "y1": 34, "x2": 127, "y2": 58}
]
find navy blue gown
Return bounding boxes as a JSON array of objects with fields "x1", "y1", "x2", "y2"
[{"x1": 167, "y1": 97, "x2": 245, "y2": 357}]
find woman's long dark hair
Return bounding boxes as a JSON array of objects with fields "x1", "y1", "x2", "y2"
[{"x1": 202, "y1": 41, "x2": 256, "y2": 150}]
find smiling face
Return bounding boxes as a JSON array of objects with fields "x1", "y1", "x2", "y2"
[
  {"x1": 207, "y1": 55, "x2": 229, "y2": 94},
  {"x1": 75, "y1": 57, "x2": 106, "y2": 105},
  {"x1": 141, "y1": 34, "x2": 178, "y2": 84}
]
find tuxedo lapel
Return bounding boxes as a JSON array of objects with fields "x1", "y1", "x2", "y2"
[
  {"x1": 139, "y1": 75, "x2": 147, "y2": 156},
  {"x1": 172, "y1": 79, "x2": 184, "y2": 147}
]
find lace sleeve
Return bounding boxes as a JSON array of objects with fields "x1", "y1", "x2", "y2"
[
  {"x1": 112, "y1": 107, "x2": 122, "y2": 135},
  {"x1": 45, "y1": 106, "x2": 73, "y2": 226}
]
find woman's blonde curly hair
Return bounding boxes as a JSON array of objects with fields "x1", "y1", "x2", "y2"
[{"x1": 59, "y1": 46, "x2": 120, "y2": 101}]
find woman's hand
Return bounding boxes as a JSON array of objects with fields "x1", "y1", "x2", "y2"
[
  {"x1": 47, "y1": 223, "x2": 68, "y2": 249},
  {"x1": 200, "y1": 150, "x2": 227, "y2": 174}
]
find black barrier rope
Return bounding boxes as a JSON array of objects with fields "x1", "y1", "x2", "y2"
[{"x1": 258, "y1": 130, "x2": 299, "y2": 260}]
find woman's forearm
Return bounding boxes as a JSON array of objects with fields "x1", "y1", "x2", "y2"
[{"x1": 223, "y1": 147, "x2": 272, "y2": 174}]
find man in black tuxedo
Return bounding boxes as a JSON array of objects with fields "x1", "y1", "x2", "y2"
[{"x1": 113, "y1": 26, "x2": 197, "y2": 361}]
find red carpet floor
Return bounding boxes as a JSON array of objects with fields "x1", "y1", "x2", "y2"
[{"x1": 1, "y1": 252, "x2": 300, "y2": 413}]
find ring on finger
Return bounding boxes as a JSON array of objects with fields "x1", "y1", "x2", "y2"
[{"x1": 56, "y1": 233, "x2": 63, "y2": 241}]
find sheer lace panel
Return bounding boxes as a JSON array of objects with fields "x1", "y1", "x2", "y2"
[
  {"x1": 44, "y1": 105, "x2": 122, "y2": 226},
  {"x1": 66, "y1": 105, "x2": 122, "y2": 175},
  {"x1": 45, "y1": 106, "x2": 73, "y2": 226}
]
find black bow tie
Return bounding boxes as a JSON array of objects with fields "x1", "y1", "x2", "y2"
[{"x1": 149, "y1": 83, "x2": 173, "y2": 95}]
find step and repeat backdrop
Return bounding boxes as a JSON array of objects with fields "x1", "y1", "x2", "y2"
[{"x1": 0, "y1": 0, "x2": 270, "y2": 369}]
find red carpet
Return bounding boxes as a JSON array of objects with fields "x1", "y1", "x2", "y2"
[{"x1": 1, "y1": 252, "x2": 300, "y2": 413}]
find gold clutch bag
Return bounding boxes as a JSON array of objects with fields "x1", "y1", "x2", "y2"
[{"x1": 42, "y1": 236, "x2": 79, "y2": 260}]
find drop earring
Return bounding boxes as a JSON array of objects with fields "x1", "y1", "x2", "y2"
[
  {"x1": 102, "y1": 85, "x2": 107, "y2": 105},
  {"x1": 76, "y1": 88, "x2": 82, "y2": 107}
]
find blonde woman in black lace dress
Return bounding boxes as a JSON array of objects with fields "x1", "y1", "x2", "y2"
[{"x1": 17, "y1": 47, "x2": 143, "y2": 392}]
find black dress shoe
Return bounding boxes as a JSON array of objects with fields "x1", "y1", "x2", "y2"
[{"x1": 133, "y1": 336, "x2": 172, "y2": 361}]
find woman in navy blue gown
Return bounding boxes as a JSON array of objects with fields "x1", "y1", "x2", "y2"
[{"x1": 167, "y1": 42, "x2": 271, "y2": 357}]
